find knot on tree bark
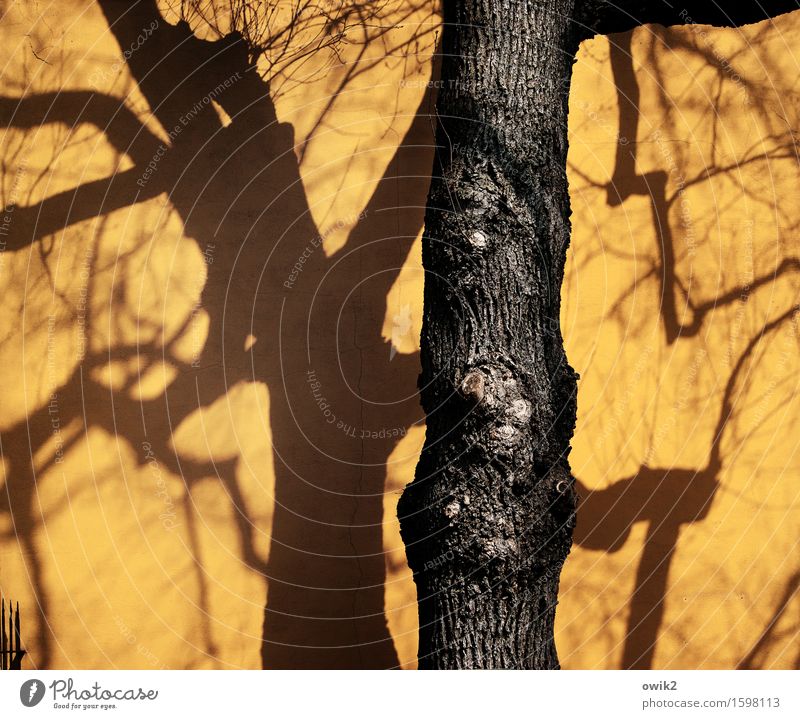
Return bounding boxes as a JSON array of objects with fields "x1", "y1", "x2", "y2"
[
  {"x1": 457, "y1": 361, "x2": 541, "y2": 453},
  {"x1": 459, "y1": 369, "x2": 486, "y2": 403},
  {"x1": 544, "y1": 462, "x2": 579, "y2": 528}
]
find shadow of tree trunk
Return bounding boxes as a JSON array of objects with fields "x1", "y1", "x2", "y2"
[{"x1": 0, "y1": 0, "x2": 436, "y2": 668}]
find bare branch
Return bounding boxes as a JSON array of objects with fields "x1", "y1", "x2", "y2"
[{"x1": 0, "y1": 91, "x2": 162, "y2": 165}]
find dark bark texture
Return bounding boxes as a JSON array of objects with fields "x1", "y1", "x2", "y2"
[
  {"x1": 397, "y1": 0, "x2": 798, "y2": 671},
  {"x1": 397, "y1": 0, "x2": 581, "y2": 669}
]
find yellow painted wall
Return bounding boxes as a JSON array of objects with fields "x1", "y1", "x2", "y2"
[
  {"x1": 560, "y1": 20, "x2": 800, "y2": 669},
  {"x1": 0, "y1": 1, "x2": 797, "y2": 669}
]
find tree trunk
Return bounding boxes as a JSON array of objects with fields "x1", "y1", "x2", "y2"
[{"x1": 398, "y1": 0, "x2": 581, "y2": 669}]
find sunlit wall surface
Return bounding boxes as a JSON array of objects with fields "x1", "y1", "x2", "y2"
[{"x1": 0, "y1": 1, "x2": 797, "y2": 669}]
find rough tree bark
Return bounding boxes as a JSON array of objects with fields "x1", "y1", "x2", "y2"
[
  {"x1": 398, "y1": 0, "x2": 582, "y2": 670},
  {"x1": 398, "y1": 0, "x2": 799, "y2": 670}
]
